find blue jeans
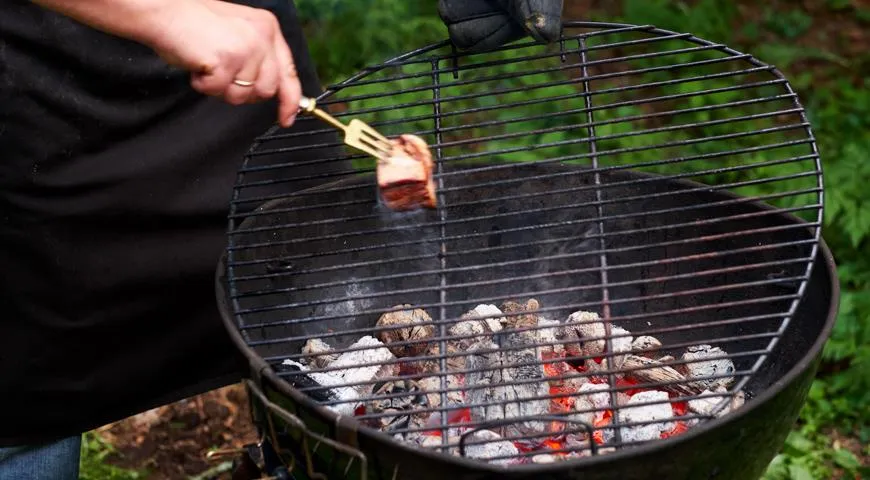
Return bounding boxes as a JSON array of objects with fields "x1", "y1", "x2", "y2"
[{"x1": 0, "y1": 436, "x2": 81, "y2": 480}]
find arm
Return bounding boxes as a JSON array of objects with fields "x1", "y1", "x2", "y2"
[
  {"x1": 29, "y1": 0, "x2": 301, "y2": 127},
  {"x1": 29, "y1": 0, "x2": 178, "y2": 49}
]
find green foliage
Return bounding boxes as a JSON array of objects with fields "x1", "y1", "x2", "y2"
[
  {"x1": 295, "y1": 0, "x2": 446, "y2": 86},
  {"x1": 79, "y1": 432, "x2": 148, "y2": 480}
]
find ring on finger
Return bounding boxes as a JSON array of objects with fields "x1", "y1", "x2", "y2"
[{"x1": 233, "y1": 78, "x2": 255, "y2": 87}]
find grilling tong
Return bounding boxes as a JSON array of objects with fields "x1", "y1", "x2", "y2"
[{"x1": 298, "y1": 96, "x2": 392, "y2": 162}]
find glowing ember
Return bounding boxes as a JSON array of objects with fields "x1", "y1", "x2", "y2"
[{"x1": 661, "y1": 421, "x2": 689, "y2": 439}]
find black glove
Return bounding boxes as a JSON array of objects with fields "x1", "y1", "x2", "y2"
[{"x1": 438, "y1": 0, "x2": 564, "y2": 53}]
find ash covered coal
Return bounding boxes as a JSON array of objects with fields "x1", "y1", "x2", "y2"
[{"x1": 278, "y1": 299, "x2": 748, "y2": 465}]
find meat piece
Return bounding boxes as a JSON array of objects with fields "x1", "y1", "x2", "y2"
[
  {"x1": 377, "y1": 134, "x2": 436, "y2": 211},
  {"x1": 375, "y1": 305, "x2": 435, "y2": 357}
]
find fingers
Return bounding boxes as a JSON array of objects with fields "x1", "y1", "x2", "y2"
[
  {"x1": 223, "y1": 48, "x2": 266, "y2": 105},
  {"x1": 271, "y1": 31, "x2": 302, "y2": 128}
]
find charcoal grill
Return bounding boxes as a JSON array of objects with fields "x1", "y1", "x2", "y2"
[{"x1": 215, "y1": 21, "x2": 839, "y2": 480}]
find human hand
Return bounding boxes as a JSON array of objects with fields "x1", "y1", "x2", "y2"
[
  {"x1": 144, "y1": 0, "x2": 301, "y2": 127},
  {"x1": 438, "y1": 0, "x2": 564, "y2": 52}
]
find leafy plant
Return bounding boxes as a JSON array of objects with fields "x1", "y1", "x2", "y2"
[{"x1": 79, "y1": 432, "x2": 148, "y2": 480}]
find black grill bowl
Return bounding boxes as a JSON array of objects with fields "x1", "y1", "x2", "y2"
[{"x1": 216, "y1": 163, "x2": 838, "y2": 480}]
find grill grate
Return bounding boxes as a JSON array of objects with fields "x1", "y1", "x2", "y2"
[{"x1": 224, "y1": 22, "x2": 822, "y2": 465}]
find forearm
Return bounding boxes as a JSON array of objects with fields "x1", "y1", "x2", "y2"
[{"x1": 29, "y1": 0, "x2": 180, "y2": 48}]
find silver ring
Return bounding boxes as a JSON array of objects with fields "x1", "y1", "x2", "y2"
[{"x1": 232, "y1": 79, "x2": 255, "y2": 87}]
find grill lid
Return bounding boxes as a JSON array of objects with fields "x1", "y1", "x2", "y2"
[{"x1": 223, "y1": 22, "x2": 822, "y2": 466}]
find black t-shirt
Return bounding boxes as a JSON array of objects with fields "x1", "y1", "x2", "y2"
[{"x1": 0, "y1": 0, "x2": 343, "y2": 446}]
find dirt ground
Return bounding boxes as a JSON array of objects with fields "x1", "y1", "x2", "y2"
[{"x1": 95, "y1": 384, "x2": 258, "y2": 480}]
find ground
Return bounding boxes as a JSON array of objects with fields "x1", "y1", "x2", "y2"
[{"x1": 92, "y1": 384, "x2": 258, "y2": 480}]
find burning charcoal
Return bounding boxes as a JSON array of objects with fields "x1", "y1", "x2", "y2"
[
  {"x1": 545, "y1": 359, "x2": 587, "y2": 390},
  {"x1": 608, "y1": 326, "x2": 634, "y2": 369},
  {"x1": 630, "y1": 335, "x2": 662, "y2": 357},
  {"x1": 363, "y1": 379, "x2": 425, "y2": 432},
  {"x1": 618, "y1": 390, "x2": 675, "y2": 443},
  {"x1": 418, "y1": 375, "x2": 464, "y2": 408},
  {"x1": 559, "y1": 311, "x2": 605, "y2": 357},
  {"x1": 449, "y1": 304, "x2": 504, "y2": 348},
  {"x1": 301, "y1": 338, "x2": 338, "y2": 368},
  {"x1": 463, "y1": 430, "x2": 518, "y2": 465},
  {"x1": 378, "y1": 134, "x2": 436, "y2": 211},
  {"x1": 532, "y1": 454, "x2": 558, "y2": 464},
  {"x1": 424, "y1": 341, "x2": 467, "y2": 372},
  {"x1": 279, "y1": 360, "x2": 360, "y2": 416},
  {"x1": 376, "y1": 305, "x2": 435, "y2": 357},
  {"x1": 658, "y1": 355, "x2": 675, "y2": 363},
  {"x1": 330, "y1": 336, "x2": 398, "y2": 394},
  {"x1": 536, "y1": 317, "x2": 562, "y2": 354},
  {"x1": 688, "y1": 387, "x2": 745, "y2": 417},
  {"x1": 681, "y1": 345, "x2": 735, "y2": 389},
  {"x1": 622, "y1": 354, "x2": 705, "y2": 396},
  {"x1": 571, "y1": 383, "x2": 611, "y2": 427},
  {"x1": 419, "y1": 435, "x2": 460, "y2": 456},
  {"x1": 500, "y1": 298, "x2": 540, "y2": 330},
  {"x1": 466, "y1": 338, "x2": 549, "y2": 438}
]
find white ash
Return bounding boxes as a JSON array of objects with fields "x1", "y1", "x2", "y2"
[
  {"x1": 571, "y1": 383, "x2": 612, "y2": 427},
  {"x1": 418, "y1": 375, "x2": 464, "y2": 408},
  {"x1": 280, "y1": 360, "x2": 360, "y2": 416},
  {"x1": 532, "y1": 454, "x2": 558, "y2": 464},
  {"x1": 535, "y1": 316, "x2": 562, "y2": 354},
  {"x1": 630, "y1": 336, "x2": 662, "y2": 357},
  {"x1": 682, "y1": 345, "x2": 735, "y2": 389},
  {"x1": 688, "y1": 387, "x2": 746, "y2": 417},
  {"x1": 450, "y1": 304, "x2": 503, "y2": 348},
  {"x1": 375, "y1": 305, "x2": 435, "y2": 357},
  {"x1": 302, "y1": 338, "x2": 338, "y2": 368},
  {"x1": 658, "y1": 355, "x2": 675, "y2": 363},
  {"x1": 560, "y1": 311, "x2": 605, "y2": 357},
  {"x1": 465, "y1": 338, "x2": 549, "y2": 438},
  {"x1": 618, "y1": 390, "x2": 675, "y2": 443},
  {"x1": 463, "y1": 429, "x2": 518, "y2": 466},
  {"x1": 328, "y1": 336, "x2": 398, "y2": 392},
  {"x1": 608, "y1": 326, "x2": 634, "y2": 369}
]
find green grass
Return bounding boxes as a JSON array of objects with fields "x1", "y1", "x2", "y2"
[{"x1": 79, "y1": 432, "x2": 148, "y2": 480}]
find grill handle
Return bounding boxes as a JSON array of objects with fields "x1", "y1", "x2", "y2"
[
  {"x1": 458, "y1": 416, "x2": 599, "y2": 458},
  {"x1": 244, "y1": 378, "x2": 369, "y2": 480}
]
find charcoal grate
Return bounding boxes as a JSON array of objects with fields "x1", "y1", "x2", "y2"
[{"x1": 223, "y1": 22, "x2": 822, "y2": 466}]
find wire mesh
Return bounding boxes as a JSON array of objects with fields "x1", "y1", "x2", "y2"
[{"x1": 223, "y1": 22, "x2": 822, "y2": 465}]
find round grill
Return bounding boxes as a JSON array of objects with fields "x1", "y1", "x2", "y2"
[{"x1": 222, "y1": 21, "x2": 823, "y2": 468}]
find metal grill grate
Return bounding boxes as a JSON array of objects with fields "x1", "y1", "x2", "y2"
[{"x1": 224, "y1": 22, "x2": 822, "y2": 465}]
